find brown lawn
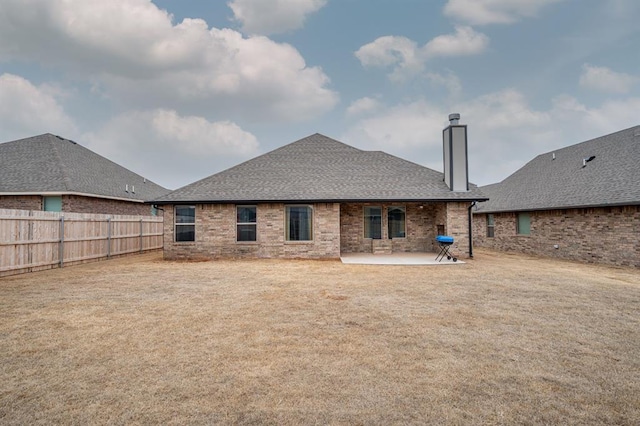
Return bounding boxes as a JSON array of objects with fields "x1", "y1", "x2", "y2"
[{"x1": 1, "y1": 249, "x2": 639, "y2": 425}]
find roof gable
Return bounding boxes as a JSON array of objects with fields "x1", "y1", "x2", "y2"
[
  {"x1": 154, "y1": 133, "x2": 486, "y2": 203},
  {"x1": 477, "y1": 125, "x2": 640, "y2": 212},
  {"x1": 0, "y1": 134, "x2": 169, "y2": 201}
]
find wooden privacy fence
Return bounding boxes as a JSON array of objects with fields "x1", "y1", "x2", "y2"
[{"x1": 0, "y1": 209, "x2": 163, "y2": 277}]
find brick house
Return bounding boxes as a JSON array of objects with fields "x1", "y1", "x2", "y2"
[
  {"x1": 153, "y1": 119, "x2": 487, "y2": 260},
  {"x1": 473, "y1": 125, "x2": 640, "y2": 268},
  {"x1": 0, "y1": 133, "x2": 169, "y2": 216}
]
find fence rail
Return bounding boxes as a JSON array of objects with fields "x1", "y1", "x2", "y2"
[{"x1": 0, "y1": 209, "x2": 163, "y2": 277}]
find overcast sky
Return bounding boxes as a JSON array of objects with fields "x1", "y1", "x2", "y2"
[{"x1": 1, "y1": 0, "x2": 638, "y2": 190}]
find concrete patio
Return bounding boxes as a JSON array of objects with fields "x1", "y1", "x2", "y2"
[{"x1": 340, "y1": 252, "x2": 465, "y2": 265}]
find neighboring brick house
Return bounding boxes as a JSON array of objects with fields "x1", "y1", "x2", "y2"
[
  {"x1": 153, "y1": 122, "x2": 487, "y2": 260},
  {"x1": 473, "y1": 125, "x2": 640, "y2": 268},
  {"x1": 0, "y1": 133, "x2": 169, "y2": 216}
]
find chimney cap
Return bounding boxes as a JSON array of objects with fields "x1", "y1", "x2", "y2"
[{"x1": 448, "y1": 113, "x2": 461, "y2": 124}]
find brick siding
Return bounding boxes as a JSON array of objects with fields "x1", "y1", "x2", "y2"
[
  {"x1": 161, "y1": 201, "x2": 472, "y2": 260},
  {"x1": 473, "y1": 206, "x2": 640, "y2": 267},
  {"x1": 162, "y1": 203, "x2": 341, "y2": 260},
  {"x1": 444, "y1": 202, "x2": 471, "y2": 258},
  {"x1": 62, "y1": 195, "x2": 157, "y2": 216},
  {"x1": 340, "y1": 202, "x2": 444, "y2": 254},
  {"x1": 0, "y1": 195, "x2": 42, "y2": 211},
  {"x1": 0, "y1": 194, "x2": 158, "y2": 216}
]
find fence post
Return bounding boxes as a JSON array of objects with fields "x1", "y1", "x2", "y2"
[
  {"x1": 107, "y1": 217, "x2": 112, "y2": 259},
  {"x1": 59, "y1": 215, "x2": 65, "y2": 268},
  {"x1": 28, "y1": 210, "x2": 33, "y2": 271},
  {"x1": 140, "y1": 218, "x2": 144, "y2": 253}
]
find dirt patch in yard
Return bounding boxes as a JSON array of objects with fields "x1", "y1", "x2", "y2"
[{"x1": 1, "y1": 249, "x2": 639, "y2": 425}]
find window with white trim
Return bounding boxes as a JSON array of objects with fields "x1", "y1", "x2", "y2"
[
  {"x1": 175, "y1": 206, "x2": 195, "y2": 242},
  {"x1": 237, "y1": 206, "x2": 257, "y2": 242},
  {"x1": 487, "y1": 214, "x2": 495, "y2": 237},
  {"x1": 286, "y1": 205, "x2": 313, "y2": 241},
  {"x1": 516, "y1": 212, "x2": 530, "y2": 235}
]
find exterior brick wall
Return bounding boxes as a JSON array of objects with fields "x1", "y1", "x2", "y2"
[
  {"x1": 0, "y1": 194, "x2": 158, "y2": 216},
  {"x1": 162, "y1": 203, "x2": 341, "y2": 260},
  {"x1": 160, "y1": 201, "x2": 472, "y2": 260},
  {"x1": 0, "y1": 195, "x2": 42, "y2": 211},
  {"x1": 473, "y1": 206, "x2": 640, "y2": 267},
  {"x1": 62, "y1": 195, "x2": 157, "y2": 216},
  {"x1": 340, "y1": 202, "x2": 445, "y2": 254},
  {"x1": 445, "y1": 202, "x2": 471, "y2": 258}
]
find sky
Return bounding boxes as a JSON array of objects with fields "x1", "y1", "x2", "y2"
[{"x1": 0, "y1": 0, "x2": 638, "y2": 190}]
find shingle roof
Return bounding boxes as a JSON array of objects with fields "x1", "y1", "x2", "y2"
[
  {"x1": 153, "y1": 133, "x2": 487, "y2": 204},
  {"x1": 476, "y1": 125, "x2": 640, "y2": 213},
  {"x1": 0, "y1": 133, "x2": 169, "y2": 201}
]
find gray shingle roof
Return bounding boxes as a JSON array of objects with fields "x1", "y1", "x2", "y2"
[
  {"x1": 0, "y1": 133, "x2": 169, "y2": 201},
  {"x1": 477, "y1": 125, "x2": 640, "y2": 213},
  {"x1": 153, "y1": 133, "x2": 487, "y2": 204}
]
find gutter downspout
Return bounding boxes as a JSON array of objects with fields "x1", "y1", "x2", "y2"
[{"x1": 468, "y1": 201, "x2": 476, "y2": 258}]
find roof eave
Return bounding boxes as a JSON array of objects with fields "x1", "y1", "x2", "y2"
[
  {"x1": 476, "y1": 200, "x2": 640, "y2": 214},
  {"x1": 151, "y1": 196, "x2": 490, "y2": 205},
  {"x1": 0, "y1": 191, "x2": 147, "y2": 203}
]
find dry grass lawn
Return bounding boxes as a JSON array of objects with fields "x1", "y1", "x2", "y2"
[{"x1": 1, "y1": 249, "x2": 639, "y2": 425}]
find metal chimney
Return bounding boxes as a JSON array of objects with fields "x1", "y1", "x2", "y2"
[{"x1": 442, "y1": 113, "x2": 469, "y2": 192}]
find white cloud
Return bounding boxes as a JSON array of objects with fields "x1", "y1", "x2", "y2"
[
  {"x1": 355, "y1": 27, "x2": 488, "y2": 82},
  {"x1": 342, "y1": 99, "x2": 446, "y2": 156},
  {"x1": 443, "y1": 0, "x2": 565, "y2": 25},
  {"x1": 149, "y1": 110, "x2": 259, "y2": 157},
  {"x1": 0, "y1": 73, "x2": 77, "y2": 141},
  {"x1": 228, "y1": 0, "x2": 327, "y2": 35},
  {"x1": 342, "y1": 92, "x2": 551, "y2": 185},
  {"x1": 463, "y1": 89, "x2": 550, "y2": 129},
  {"x1": 343, "y1": 87, "x2": 640, "y2": 186},
  {"x1": 551, "y1": 95, "x2": 640, "y2": 136},
  {"x1": 423, "y1": 26, "x2": 489, "y2": 57},
  {"x1": 84, "y1": 109, "x2": 259, "y2": 189},
  {"x1": 0, "y1": 0, "x2": 338, "y2": 121},
  {"x1": 354, "y1": 36, "x2": 424, "y2": 82},
  {"x1": 426, "y1": 71, "x2": 463, "y2": 98},
  {"x1": 579, "y1": 64, "x2": 638, "y2": 94},
  {"x1": 346, "y1": 97, "x2": 383, "y2": 117}
]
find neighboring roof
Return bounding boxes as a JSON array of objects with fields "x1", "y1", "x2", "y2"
[
  {"x1": 153, "y1": 133, "x2": 487, "y2": 204},
  {"x1": 477, "y1": 125, "x2": 640, "y2": 213},
  {"x1": 0, "y1": 133, "x2": 169, "y2": 202}
]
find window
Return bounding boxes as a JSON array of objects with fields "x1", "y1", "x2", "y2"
[
  {"x1": 175, "y1": 206, "x2": 195, "y2": 242},
  {"x1": 364, "y1": 206, "x2": 382, "y2": 239},
  {"x1": 286, "y1": 205, "x2": 313, "y2": 241},
  {"x1": 237, "y1": 206, "x2": 257, "y2": 242},
  {"x1": 487, "y1": 214, "x2": 495, "y2": 237},
  {"x1": 516, "y1": 212, "x2": 530, "y2": 235},
  {"x1": 43, "y1": 196, "x2": 62, "y2": 212},
  {"x1": 388, "y1": 206, "x2": 406, "y2": 238}
]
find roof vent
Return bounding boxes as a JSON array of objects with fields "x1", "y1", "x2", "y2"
[
  {"x1": 582, "y1": 155, "x2": 596, "y2": 167},
  {"x1": 552, "y1": 152, "x2": 556, "y2": 160},
  {"x1": 448, "y1": 113, "x2": 460, "y2": 125},
  {"x1": 132, "y1": 185, "x2": 135, "y2": 194},
  {"x1": 125, "y1": 184, "x2": 129, "y2": 193}
]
